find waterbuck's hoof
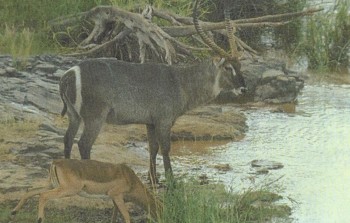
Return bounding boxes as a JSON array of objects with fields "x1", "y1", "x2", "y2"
[
  {"x1": 10, "y1": 210, "x2": 17, "y2": 216},
  {"x1": 37, "y1": 217, "x2": 43, "y2": 223}
]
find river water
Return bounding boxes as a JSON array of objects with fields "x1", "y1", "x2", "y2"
[
  {"x1": 175, "y1": 1, "x2": 349, "y2": 221},
  {"x1": 173, "y1": 83, "x2": 350, "y2": 223},
  {"x1": 223, "y1": 84, "x2": 350, "y2": 223}
]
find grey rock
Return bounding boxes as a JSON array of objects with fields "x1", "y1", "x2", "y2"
[
  {"x1": 5, "y1": 66, "x2": 16, "y2": 74},
  {"x1": 50, "y1": 69, "x2": 65, "y2": 81},
  {"x1": 251, "y1": 159, "x2": 284, "y2": 170},
  {"x1": 39, "y1": 123, "x2": 63, "y2": 134},
  {"x1": 216, "y1": 58, "x2": 304, "y2": 104},
  {"x1": 0, "y1": 68, "x2": 6, "y2": 76},
  {"x1": 262, "y1": 69, "x2": 284, "y2": 81}
]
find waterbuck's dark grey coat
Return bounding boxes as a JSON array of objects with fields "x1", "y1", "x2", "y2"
[{"x1": 59, "y1": 57, "x2": 246, "y2": 182}]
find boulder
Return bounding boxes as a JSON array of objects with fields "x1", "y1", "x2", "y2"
[
  {"x1": 216, "y1": 57, "x2": 304, "y2": 104},
  {"x1": 251, "y1": 159, "x2": 284, "y2": 170}
]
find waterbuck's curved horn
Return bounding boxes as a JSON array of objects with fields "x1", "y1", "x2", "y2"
[
  {"x1": 193, "y1": 0, "x2": 231, "y2": 59},
  {"x1": 224, "y1": 8, "x2": 239, "y2": 58}
]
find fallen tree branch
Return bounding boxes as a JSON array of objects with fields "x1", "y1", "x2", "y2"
[
  {"x1": 234, "y1": 7, "x2": 323, "y2": 24},
  {"x1": 48, "y1": 5, "x2": 322, "y2": 63},
  {"x1": 67, "y1": 28, "x2": 132, "y2": 58},
  {"x1": 162, "y1": 8, "x2": 323, "y2": 37}
]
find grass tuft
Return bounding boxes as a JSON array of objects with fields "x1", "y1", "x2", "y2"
[
  {"x1": 0, "y1": 24, "x2": 34, "y2": 70},
  {"x1": 159, "y1": 179, "x2": 291, "y2": 223}
]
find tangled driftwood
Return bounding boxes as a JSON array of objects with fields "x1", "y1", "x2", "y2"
[{"x1": 48, "y1": 4, "x2": 322, "y2": 64}]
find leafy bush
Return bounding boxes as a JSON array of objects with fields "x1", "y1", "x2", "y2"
[{"x1": 298, "y1": 0, "x2": 350, "y2": 72}]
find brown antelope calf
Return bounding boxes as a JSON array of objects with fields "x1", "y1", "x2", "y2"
[{"x1": 11, "y1": 159, "x2": 161, "y2": 223}]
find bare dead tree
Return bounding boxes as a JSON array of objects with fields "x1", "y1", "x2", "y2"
[{"x1": 48, "y1": 4, "x2": 322, "y2": 64}]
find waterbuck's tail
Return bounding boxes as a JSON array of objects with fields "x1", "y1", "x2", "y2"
[
  {"x1": 59, "y1": 70, "x2": 72, "y2": 117},
  {"x1": 59, "y1": 67, "x2": 79, "y2": 117},
  {"x1": 59, "y1": 80, "x2": 68, "y2": 117}
]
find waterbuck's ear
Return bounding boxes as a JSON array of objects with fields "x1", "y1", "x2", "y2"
[
  {"x1": 213, "y1": 57, "x2": 226, "y2": 67},
  {"x1": 225, "y1": 64, "x2": 236, "y2": 76}
]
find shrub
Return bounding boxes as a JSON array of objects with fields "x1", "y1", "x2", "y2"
[{"x1": 298, "y1": 0, "x2": 350, "y2": 73}]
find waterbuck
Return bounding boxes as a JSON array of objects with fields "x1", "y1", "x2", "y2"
[
  {"x1": 11, "y1": 159, "x2": 161, "y2": 223},
  {"x1": 59, "y1": 0, "x2": 246, "y2": 182}
]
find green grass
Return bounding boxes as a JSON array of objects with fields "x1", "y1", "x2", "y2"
[
  {"x1": 0, "y1": 0, "x2": 107, "y2": 29},
  {"x1": 0, "y1": 25, "x2": 34, "y2": 69},
  {"x1": 1, "y1": 180, "x2": 291, "y2": 223},
  {"x1": 0, "y1": 0, "x2": 106, "y2": 56},
  {"x1": 159, "y1": 180, "x2": 291, "y2": 223},
  {"x1": 0, "y1": 0, "x2": 197, "y2": 57},
  {"x1": 296, "y1": 0, "x2": 350, "y2": 72}
]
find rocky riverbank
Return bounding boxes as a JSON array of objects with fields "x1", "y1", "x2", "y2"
[{"x1": 0, "y1": 54, "x2": 303, "y2": 220}]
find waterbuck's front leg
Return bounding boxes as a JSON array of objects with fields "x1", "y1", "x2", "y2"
[
  {"x1": 156, "y1": 123, "x2": 173, "y2": 181},
  {"x1": 147, "y1": 124, "x2": 159, "y2": 184}
]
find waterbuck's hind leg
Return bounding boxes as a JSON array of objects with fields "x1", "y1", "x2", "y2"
[
  {"x1": 78, "y1": 108, "x2": 109, "y2": 159},
  {"x1": 146, "y1": 124, "x2": 159, "y2": 184},
  {"x1": 64, "y1": 112, "x2": 81, "y2": 159}
]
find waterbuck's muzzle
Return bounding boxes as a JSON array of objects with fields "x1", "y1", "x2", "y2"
[{"x1": 232, "y1": 69, "x2": 247, "y2": 96}]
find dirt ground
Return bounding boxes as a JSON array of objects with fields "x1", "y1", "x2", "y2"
[{"x1": 0, "y1": 104, "x2": 247, "y2": 222}]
